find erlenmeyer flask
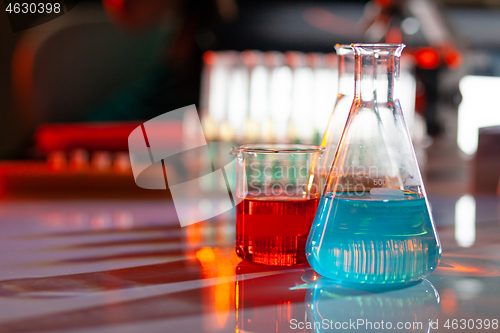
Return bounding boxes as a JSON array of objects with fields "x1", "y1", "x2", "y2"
[
  {"x1": 306, "y1": 43, "x2": 441, "y2": 286},
  {"x1": 320, "y1": 45, "x2": 354, "y2": 185}
]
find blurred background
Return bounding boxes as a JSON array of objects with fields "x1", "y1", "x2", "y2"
[{"x1": 0, "y1": 0, "x2": 500, "y2": 198}]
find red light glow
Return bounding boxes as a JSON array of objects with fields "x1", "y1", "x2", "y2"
[
  {"x1": 416, "y1": 48, "x2": 440, "y2": 69},
  {"x1": 203, "y1": 51, "x2": 217, "y2": 66},
  {"x1": 445, "y1": 48, "x2": 462, "y2": 69}
]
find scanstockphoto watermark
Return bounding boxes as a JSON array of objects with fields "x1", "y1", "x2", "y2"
[
  {"x1": 128, "y1": 105, "x2": 241, "y2": 227},
  {"x1": 289, "y1": 318, "x2": 430, "y2": 331},
  {"x1": 248, "y1": 179, "x2": 320, "y2": 197},
  {"x1": 248, "y1": 162, "x2": 321, "y2": 196},
  {"x1": 249, "y1": 162, "x2": 313, "y2": 180},
  {"x1": 326, "y1": 165, "x2": 402, "y2": 195},
  {"x1": 326, "y1": 165, "x2": 402, "y2": 184},
  {"x1": 330, "y1": 165, "x2": 382, "y2": 179},
  {"x1": 246, "y1": 163, "x2": 399, "y2": 197}
]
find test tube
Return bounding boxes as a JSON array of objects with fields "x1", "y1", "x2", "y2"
[{"x1": 267, "y1": 52, "x2": 291, "y2": 142}]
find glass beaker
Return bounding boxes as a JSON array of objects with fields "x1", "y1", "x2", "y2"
[
  {"x1": 230, "y1": 144, "x2": 323, "y2": 266},
  {"x1": 320, "y1": 44, "x2": 354, "y2": 186},
  {"x1": 306, "y1": 44, "x2": 441, "y2": 285}
]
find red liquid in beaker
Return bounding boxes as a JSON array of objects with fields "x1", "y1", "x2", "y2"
[{"x1": 236, "y1": 197, "x2": 319, "y2": 266}]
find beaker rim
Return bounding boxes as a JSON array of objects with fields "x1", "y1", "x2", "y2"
[
  {"x1": 335, "y1": 44, "x2": 353, "y2": 50},
  {"x1": 351, "y1": 43, "x2": 405, "y2": 48},
  {"x1": 335, "y1": 44, "x2": 354, "y2": 55},
  {"x1": 233, "y1": 143, "x2": 323, "y2": 154}
]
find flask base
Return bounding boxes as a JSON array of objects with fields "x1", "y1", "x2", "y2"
[{"x1": 312, "y1": 274, "x2": 424, "y2": 291}]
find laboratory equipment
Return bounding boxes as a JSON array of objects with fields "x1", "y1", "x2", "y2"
[
  {"x1": 231, "y1": 144, "x2": 323, "y2": 266},
  {"x1": 306, "y1": 43, "x2": 441, "y2": 285},
  {"x1": 200, "y1": 51, "x2": 337, "y2": 144}
]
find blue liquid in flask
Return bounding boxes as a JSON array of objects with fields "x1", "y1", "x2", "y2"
[{"x1": 306, "y1": 191, "x2": 441, "y2": 285}]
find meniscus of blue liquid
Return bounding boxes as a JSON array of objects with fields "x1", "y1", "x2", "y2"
[{"x1": 306, "y1": 191, "x2": 441, "y2": 285}]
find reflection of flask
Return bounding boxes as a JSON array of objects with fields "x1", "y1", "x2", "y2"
[
  {"x1": 320, "y1": 45, "x2": 354, "y2": 184},
  {"x1": 235, "y1": 263, "x2": 308, "y2": 333},
  {"x1": 306, "y1": 44, "x2": 441, "y2": 285},
  {"x1": 305, "y1": 278, "x2": 440, "y2": 332}
]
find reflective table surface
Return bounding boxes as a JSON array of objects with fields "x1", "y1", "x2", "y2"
[{"x1": 0, "y1": 194, "x2": 499, "y2": 332}]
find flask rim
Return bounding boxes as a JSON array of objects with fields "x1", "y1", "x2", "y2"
[
  {"x1": 351, "y1": 43, "x2": 406, "y2": 56},
  {"x1": 351, "y1": 43, "x2": 405, "y2": 48}
]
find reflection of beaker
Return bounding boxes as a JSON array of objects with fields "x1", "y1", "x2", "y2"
[
  {"x1": 306, "y1": 44, "x2": 441, "y2": 285},
  {"x1": 235, "y1": 263, "x2": 308, "y2": 333},
  {"x1": 305, "y1": 278, "x2": 440, "y2": 332},
  {"x1": 320, "y1": 45, "x2": 354, "y2": 184},
  {"x1": 231, "y1": 144, "x2": 323, "y2": 266}
]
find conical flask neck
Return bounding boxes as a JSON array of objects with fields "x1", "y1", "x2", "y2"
[
  {"x1": 353, "y1": 44, "x2": 405, "y2": 104},
  {"x1": 335, "y1": 45, "x2": 355, "y2": 96}
]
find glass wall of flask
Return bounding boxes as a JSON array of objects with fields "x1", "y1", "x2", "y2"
[
  {"x1": 306, "y1": 43, "x2": 441, "y2": 286},
  {"x1": 320, "y1": 44, "x2": 354, "y2": 186}
]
